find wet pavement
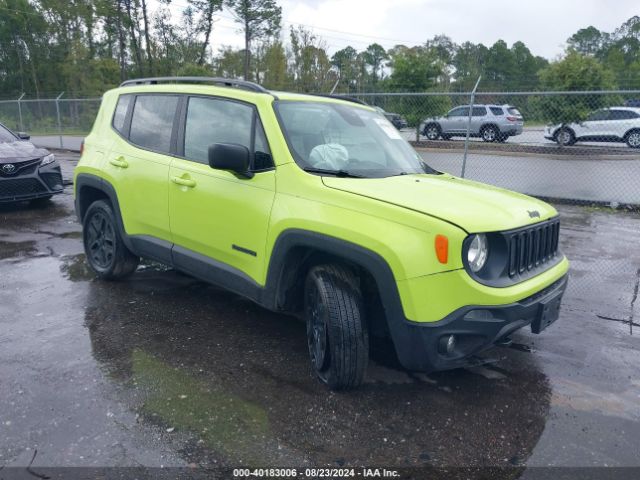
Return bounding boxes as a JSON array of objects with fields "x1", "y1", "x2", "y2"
[{"x1": 1, "y1": 153, "x2": 639, "y2": 478}]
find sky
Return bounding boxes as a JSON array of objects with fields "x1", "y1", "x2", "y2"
[{"x1": 163, "y1": 0, "x2": 638, "y2": 59}]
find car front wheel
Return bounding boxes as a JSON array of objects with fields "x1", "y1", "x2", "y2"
[
  {"x1": 83, "y1": 200, "x2": 139, "y2": 280},
  {"x1": 304, "y1": 264, "x2": 368, "y2": 390},
  {"x1": 423, "y1": 124, "x2": 441, "y2": 141},
  {"x1": 555, "y1": 127, "x2": 576, "y2": 146}
]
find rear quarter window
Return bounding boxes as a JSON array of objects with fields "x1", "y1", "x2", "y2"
[
  {"x1": 490, "y1": 107, "x2": 504, "y2": 115},
  {"x1": 112, "y1": 94, "x2": 132, "y2": 134}
]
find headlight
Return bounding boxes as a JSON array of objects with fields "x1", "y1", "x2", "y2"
[
  {"x1": 467, "y1": 234, "x2": 489, "y2": 272},
  {"x1": 41, "y1": 154, "x2": 55, "y2": 166}
]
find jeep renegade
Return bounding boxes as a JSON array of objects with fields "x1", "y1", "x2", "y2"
[{"x1": 74, "y1": 77, "x2": 569, "y2": 390}]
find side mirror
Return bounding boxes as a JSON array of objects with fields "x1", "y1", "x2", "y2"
[
  {"x1": 208, "y1": 143, "x2": 253, "y2": 178},
  {"x1": 17, "y1": 132, "x2": 30, "y2": 140}
]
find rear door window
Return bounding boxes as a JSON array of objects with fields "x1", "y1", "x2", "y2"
[
  {"x1": 472, "y1": 106, "x2": 486, "y2": 116},
  {"x1": 129, "y1": 95, "x2": 179, "y2": 153}
]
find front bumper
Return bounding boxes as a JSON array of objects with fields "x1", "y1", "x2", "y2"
[
  {"x1": 389, "y1": 273, "x2": 568, "y2": 372},
  {"x1": 0, "y1": 163, "x2": 64, "y2": 203}
]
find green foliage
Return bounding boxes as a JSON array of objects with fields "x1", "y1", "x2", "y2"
[
  {"x1": 225, "y1": 0, "x2": 282, "y2": 80},
  {"x1": 534, "y1": 51, "x2": 617, "y2": 125}
]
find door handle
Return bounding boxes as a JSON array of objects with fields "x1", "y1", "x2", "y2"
[
  {"x1": 109, "y1": 156, "x2": 128, "y2": 168},
  {"x1": 171, "y1": 175, "x2": 196, "y2": 188}
]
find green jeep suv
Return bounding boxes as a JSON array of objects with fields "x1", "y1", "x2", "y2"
[{"x1": 74, "y1": 77, "x2": 569, "y2": 390}]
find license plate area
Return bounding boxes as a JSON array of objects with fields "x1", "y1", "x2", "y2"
[{"x1": 531, "y1": 295, "x2": 562, "y2": 334}]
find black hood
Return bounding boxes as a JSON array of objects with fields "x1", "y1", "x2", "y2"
[{"x1": 0, "y1": 141, "x2": 48, "y2": 163}]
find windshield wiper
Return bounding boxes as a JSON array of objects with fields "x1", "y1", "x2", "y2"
[{"x1": 302, "y1": 167, "x2": 365, "y2": 178}]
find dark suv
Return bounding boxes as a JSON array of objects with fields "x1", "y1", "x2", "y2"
[{"x1": 0, "y1": 123, "x2": 63, "y2": 205}]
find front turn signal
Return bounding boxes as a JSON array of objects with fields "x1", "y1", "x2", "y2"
[{"x1": 435, "y1": 234, "x2": 449, "y2": 264}]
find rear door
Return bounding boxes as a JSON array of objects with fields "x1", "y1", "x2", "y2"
[
  {"x1": 607, "y1": 109, "x2": 639, "y2": 139},
  {"x1": 105, "y1": 93, "x2": 179, "y2": 252},
  {"x1": 471, "y1": 106, "x2": 487, "y2": 134},
  {"x1": 168, "y1": 95, "x2": 276, "y2": 284}
]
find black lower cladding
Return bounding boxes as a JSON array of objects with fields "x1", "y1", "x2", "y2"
[{"x1": 392, "y1": 274, "x2": 568, "y2": 372}]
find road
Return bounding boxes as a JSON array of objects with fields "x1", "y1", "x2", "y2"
[{"x1": 0, "y1": 153, "x2": 639, "y2": 478}]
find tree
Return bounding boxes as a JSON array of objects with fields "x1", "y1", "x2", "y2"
[
  {"x1": 362, "y1": 43, "x2": 388, "y2": 86},
  {"x1": 225, "y1": 0, "x2": 282, "y2": 81},
  {"x1": 567, "y1": 26, "x2": 610, "y2": 56},
  {"x1": 535, "y1": 51, "x2": 617, "y2": 127},
  {"x1": 188, "y1": 0, "x2": 224, "y2": 65},
  {"x1": 289, "y1": 26, "x2": 334, "y2": 92},
  {"x1": 331, "y1": 46, "x2": 357, "y2": 93}
]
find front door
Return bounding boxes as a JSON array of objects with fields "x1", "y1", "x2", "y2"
[{"x1": 168, "y1": 96, "x2": 276, "y2": 284}]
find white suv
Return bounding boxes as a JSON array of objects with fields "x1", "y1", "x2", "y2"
[{"x1": 544, "y1": 107, "x2": 640, "y2": 148}]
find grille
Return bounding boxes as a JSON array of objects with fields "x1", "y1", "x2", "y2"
[
  {"x1": 0, "y1": 158, "x2": 41, "y2": 178},
  {"x1": 41, "y1": 172, "x2": 63, "y2": 190},
  {"x1": 507, "y1": 218, "x2": 560, "y2": 278},
  {"x1": 0, "y1": 178, "x2": 46, "y2": 198}
]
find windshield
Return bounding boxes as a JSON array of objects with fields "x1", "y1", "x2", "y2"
[
  {"x1": 0, "y1": 124, "x2": 17, "y2": 143},
  {"x1": 274, "y1": 101, "x2": 436, "y2": 178}
]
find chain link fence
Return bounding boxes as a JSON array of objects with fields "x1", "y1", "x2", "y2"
[
  {"x1": 0, "y1": 96, "x2": 101, "y2": 149},
  {"x1": 0, "y1": 89, "x2": 639, "y2": 317}
]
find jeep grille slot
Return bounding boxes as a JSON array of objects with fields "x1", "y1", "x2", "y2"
[{"x1": 507, "y1": 219, "x2": 560, "y2": 278}]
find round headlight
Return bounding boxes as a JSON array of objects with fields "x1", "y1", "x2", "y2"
[{"x1": 467, "y1": 234, "x2": 489, "y2": 272}]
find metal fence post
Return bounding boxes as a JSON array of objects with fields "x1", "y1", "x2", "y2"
[
  {"x1": 55, "y1": 92, "x2": 64, "y2": 149},
  {"x1": 17, "y1": 93, "x2": 25, "y2": 132},
  {"x1": 461, "y1": 76, "x2": 481, "y2": 179}
]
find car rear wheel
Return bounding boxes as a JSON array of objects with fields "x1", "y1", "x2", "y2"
[
  {"x1": 625, "y1": 130, "x2": 640, "y2": 148},
  {"x1": 304, "y1": 264, "x2": 368, "y2": 390},
  {"x1": 555, "y1": 127, "x2": 576, "y2": 146},
  {"x1": 423, "y1": 124, "x2": 441, "y2": 141},
  {"x1": 481, "y1": 125, "x2": 499, "y2": 142},
  {"x1": 83, "y1": 200, "x2": 139, "y2": 280}
]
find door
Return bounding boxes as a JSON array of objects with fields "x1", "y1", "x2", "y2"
[
  {"x1": 577, "y1": 109, "x2": 609, "y2": 140},
  {"x1": 106, "y1": 93, "x2": 179, "y2": 244},
  {"x1": 608, "y1": 109, "x2": 639, "y2": 140},
  {"x1": 470, "y1": 106, "x2": 487, "y2": 134},
  {"x1": 442, "y1": 106, "x2": 468, "y2": 134},
  {"x1": 168, "y1": 96, "x2": 276, "y2": 284}
]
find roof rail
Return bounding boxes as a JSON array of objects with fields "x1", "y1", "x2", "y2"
[
  {"x1": 119, "y1": 76, "x2": 270, "y2": 94},
  {"x1": 312, "y1": 94, "x2": 369, "y2": 106}
]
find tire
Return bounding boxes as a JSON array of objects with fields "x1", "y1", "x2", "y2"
[
  {"x1": 83, "y1": 200, "x2": 139, "y2": 280},
  {"x1": 29, "y1": 195, "x2": 52, "y2": 207},
  {"x1": 481, "y1": 125, "x2": 499, "y2": 142},
  {"x1": 555, "y1": 127, "x2": 576, "y2": 146},
  {"x1": 625, "y1": 129, "x2": 640, "y2": 149},
  {"x1": 304, "y1": 264, "x2": 368, "y2": 390},
  {"x1": 423, "y1": 123, "x2": 441, "y2": 141}
]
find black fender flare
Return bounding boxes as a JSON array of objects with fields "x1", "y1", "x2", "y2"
[
  {"x1": 261, "y1": 229, "x2": 419, "y2": 361},
  {"x1": 75, "y1": 173, "x2": 136, "y2": 253}
]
